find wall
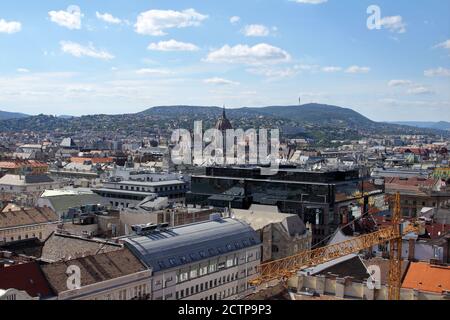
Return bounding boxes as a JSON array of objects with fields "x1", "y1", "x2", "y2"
[
  {"x1": 0, "y1": 222, "x2": 58, "y2": 244},
  {"x1": 56, "y1": 270, "x2": 152, "y2": 300},
  {"x1": 294, "y1": 274, "x2": 449, "y2": 300},
  {"x1": 151, "y1": 246, "x2": 261, "y2": 301}
]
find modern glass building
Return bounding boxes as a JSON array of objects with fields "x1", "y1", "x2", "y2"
[{"x1": 187, "y1": 166, "x2": 384, "y2": 245}]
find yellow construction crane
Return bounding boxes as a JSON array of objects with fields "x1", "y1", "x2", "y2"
[{"x1": 248, "y1": 192, "x2": 420, "y2": 300}]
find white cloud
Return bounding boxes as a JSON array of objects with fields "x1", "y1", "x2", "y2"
[
  {"x1": 388, "y1": 79, "x2": 412, "y2": 87},
  {"x1": 345, "y1": 65, "x2": 371, "y2": 74},
  {"x1": 96, "y1": 12, "x2": 121, "y2": 24},
  {"x1": 424, "y1": 67, "x2": 450, "y2": 77},
  {"x1": 230, "y1": 16, "x2": 240, "y2": 25},
  {"x1": 0, "y1": 19, "x2": 21, "y2": 34},
  {"x1": 60, "y1": 41, "x2": 114, "y2": 60},
  {"x1": 379, "y1": 16, "x2": 406, "y2": 34},
  {"x1": 136, "y1": 68, "x2": 173, "y2": 76},
  {"x1": 247, "y1": 66, "x2": 300, "y2": 79},
  {"x1": 407, "y1": 86, "x2": 434, "y2": 95},
  {"x1": 17, "y1": 68, "x2": 30, "y2": 73},
  {"x1": 242, "y1": 24, "x2": 270, "y2": 37},
  {"x1": 147, "y1": 39, "x2": 199, "y2": 51},
  {"x1": 292, "y1": 0, "x2": 328, "y2": 4},
  {"x1": 434, "y1": 40, "x2": 450, "y2": 55},
  {"x1": 134, "y1": 8, "x2": 208, "y2": 36},
  {"x1": 205, "y1": 43, "x2": 291, "y2": 65},
  {"x1": 321, "y1": 66, "x2": 342, "y2": 73},
  {"x1": 204, "y1": 77, "x2": 240, "y2": 86},
  {"x1": 48, "y1": 6, "x2": 83, "y2": 30}
]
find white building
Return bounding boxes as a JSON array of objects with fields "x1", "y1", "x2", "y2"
[
  {"x1": 93, "y1": 179, "x2": 188, "y2": 210},
  {"x1": 124, "y1": 217, "x2": 261, "y2": 300}
]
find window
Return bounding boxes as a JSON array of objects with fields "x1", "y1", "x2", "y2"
[
  {"x1": 180, "y1": 256, "x2": 187, "y2": 264},
  {"x1": 199, "y1": 265, "x2": 208, "y2": 276},
  {"x1": 169, "y1": 258, "x2": 177, "y2": 266},
  {"x1": 181, "y1": 271, "x2": 189, "y2": 282},
  {"x1": 190, "y1": 269, "x2": 198, "y2": 279}
]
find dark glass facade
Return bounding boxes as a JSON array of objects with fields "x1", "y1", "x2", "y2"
[{"x1": 187, "y1": 166, "x2": 384, "y2": 245}]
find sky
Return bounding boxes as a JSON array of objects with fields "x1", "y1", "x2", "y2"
[{"x1": 0, "y1": 0, "x2": 449, "y2": 121}]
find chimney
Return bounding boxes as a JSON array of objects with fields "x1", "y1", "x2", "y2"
[{"x1": 408, "y1": 238, "x2": 415, "y2": 261}]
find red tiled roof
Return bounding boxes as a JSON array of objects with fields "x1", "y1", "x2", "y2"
[
  {"x1": 70, "y1": 157, "x2": 114, "y2": 164},
  {"x1": 0, "y1": 262, "x2": 53, "y2": 298},
  {"x1": 402, "y1": 262, "x2": 450, "y2": 294},
  {"x1": 0, "y1": 160, "x2": 48, "y2": 169}
]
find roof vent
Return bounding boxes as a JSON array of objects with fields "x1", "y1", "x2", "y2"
[{"x1": 131, "y1": 223, "x2": 158, "y2": 235}]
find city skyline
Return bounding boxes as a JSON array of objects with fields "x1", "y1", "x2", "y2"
[{"x1": 0, "y1": 0, "x2": 449, "y2": 121}]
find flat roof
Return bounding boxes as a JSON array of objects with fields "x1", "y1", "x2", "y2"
[
  {"x1": 93, "y1": 188, "x2": 156, "y2": 196},
  {"x1": 107, "y1": 180, "x2": 186, "y2": 187}
]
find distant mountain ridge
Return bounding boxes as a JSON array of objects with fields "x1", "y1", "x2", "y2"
[
  {"x1": 389, "y1": 121, "x2": 450, "y2": 131},
  {"x1": 0, "y1": 110, "x2": 29, "y2": 120},
  {"x1": 0, "y1": 104, "x2": 447, "y2": 145}
]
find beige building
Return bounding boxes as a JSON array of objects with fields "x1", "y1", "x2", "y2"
[
  {"x1": 120, "y1": 196, "x2": 215, "y2": 235},
  {"x1": 0, "y1": 205, "x2": 59, "y2": 244},
  {"x1": 232, "y1": 205, "x2": 312, "y2": 262}
]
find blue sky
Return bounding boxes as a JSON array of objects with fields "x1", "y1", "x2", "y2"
[{"x1": 0, "y1": 0, "x2": 449, "y2": 121}]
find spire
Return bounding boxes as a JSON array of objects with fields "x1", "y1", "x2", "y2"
[{"x1": 222, "y1": 105, "x2": 226, "y2": 118}]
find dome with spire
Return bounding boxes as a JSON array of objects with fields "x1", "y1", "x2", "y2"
[{"x1": 215, "y1": 106, "x2": 233, "y2": 131}]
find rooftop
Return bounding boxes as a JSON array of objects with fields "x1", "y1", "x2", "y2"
[
  {"x1": 41, "y1": 248, "x2": 147, "y2": 294},
  {"x1": 0, "y1": 206, "x2": 59, "y2": 230},
  {"x1": 402, "y1": 262, "x2": 450, "y2": 294},
  {"x1": 232, "y1": 204, "x2": 306, "y2": 236},
  {"x1": 0, "y1": 174, "x2": 55, "y2": 186},
  {"x1": 41, "y1": 232, "x2": 122, "y2": 262},
  {"x1": 124, "y1": 217, "x2": 260, "y2": 272},
  {"x1": 107, "y1": 179, "x2": 186, "y2": 187},
  {"x1": 0, "y1": 262, "x2": 53, "y2": 298}
]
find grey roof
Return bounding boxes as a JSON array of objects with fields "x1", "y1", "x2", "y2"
[
  {"x1": 0, "y1": 174, "x2": 55, "y2": 186},
  {"x1": 43, "y1": 193, "x2": 108, "y2": 213},
  {"x1": 93, "y1": 188, "x2": 154, "y2": 196},
  {"x1": 124, "y1": 218, "x2": 260, "y2": 272},
  {"x1": 24, "y1": 175, "x2": 55, "y2": 184},
  {"x1": 232, "y1": 205, "x2": 306, "y2": 236},
  {"x1": 116, "y1": 180, "x2": 186, "y2": 187},
  {"x1": 41, "y1": 233, "x2": 122, "y2": 262}
]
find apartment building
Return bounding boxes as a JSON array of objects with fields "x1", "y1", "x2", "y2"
[
  {"x1": 124, "y1": 217, "x2": 261, "y2": 300},
  {"x1": 0, "y1": 206, "x2": 59, "y2": 244},
  {"x1": 93, "y1": 179, "x2": 188, "y2": 210}
]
